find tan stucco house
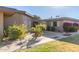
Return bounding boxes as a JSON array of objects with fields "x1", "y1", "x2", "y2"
[
  {"x1": 39, "y1": 17, "x2": 79, "y2": 32},
  {"x1": 0, "y1": 6, "x2": 34, "y2": 37}
]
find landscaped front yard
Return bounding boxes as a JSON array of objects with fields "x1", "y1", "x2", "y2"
[{"x1": 16, "y1": 34, "x2": 79, "y2": 52}]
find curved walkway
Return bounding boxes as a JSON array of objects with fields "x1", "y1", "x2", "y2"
[{"x1": 0, "y1": 31, "x2": 79, "y2": 52}]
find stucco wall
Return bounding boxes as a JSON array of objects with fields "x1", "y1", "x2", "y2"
[
  {"x1": 4, "y1": 13, "x2": 23, "y2": 28},
  {"x1": 0, "y1": 12, "x2": 4, "y2": 37},
  {"x1": 4, "y1": 13, "x2": 32, "y2": 30},
  {"x1": 50, "y1": 21, "x2": 53, "y2": 27},
  {"x1": 57, "y1": 20, "x2": 64, "y2": 27},
  {"x1": 57, "y1": 20, "x2": 79, "y2": 27},
  {"x1": 22, "y1": 15, "x2": 32, "y2": 29}
]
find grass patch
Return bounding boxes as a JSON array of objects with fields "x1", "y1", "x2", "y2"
[
  {"x1": 59, "y1": 34, "x2": 79, "y2": 45},
  {"x1": 16, "y1": 34, "x2": 79, "y2": 52}
]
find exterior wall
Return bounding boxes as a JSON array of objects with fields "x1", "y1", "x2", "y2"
[
  {"x1": 22, "y1": 15, "x2": 32, "y2": 29},
  {"x1": 4, "y1": 13, "x2": 32, "y2": 29},
  {"x1": 50, "y1": 21, "x2": 53, "y2": 27},
  {"x1": 57, "y1": 20, "x2": 79, "y2": 27},
  {"x1": 56, "y1": 20, "x2": 79, "y2": 32},
  {"x1": 57, "y1": 20, "x2": 64, "y2": 27},
  {"x1": 56, "y1": 20, "x2": 64, "y2": 32},
  {"x1": 0, "y1": 12, "x2": 4, "y2": 37},
  {"x1": 4, "y1": 13, "x2": 23, "y2": 28}
]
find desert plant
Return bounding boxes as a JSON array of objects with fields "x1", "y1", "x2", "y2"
[
  {"x1": 7, "y1": 24, "x2": 28, "y2": 40},
  {"x1": 38, "y1": 23, "x2": 47, "y2": 31},
  {"x1": 31, "y1": 24, "x2": 46, "y2": 37}
]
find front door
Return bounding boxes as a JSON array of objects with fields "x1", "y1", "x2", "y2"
[{"x1": 53, "y1": 21, "x2": 57, "y2": 27}]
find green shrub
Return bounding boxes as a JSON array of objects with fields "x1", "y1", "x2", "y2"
[
  {"x1": 63, "y1": 26, "x2": 70, "y2": 32},
  {"x1": 7, "y1": 24, "x2": 28, "y2": 40},
  {"x1": 69, "y1": 26, "x2": 78, "y2": 32},
  {"x1": 63, "y1": 26, "x2": 78, "y2": 32},
  {"x1": 37, "y1": 23, "x2": 47, "y2": 31},
  {"x1": 51, "y1": 26, "x2": 56, "y2": 31},
  {"x1": 47, "y1": 26, "x2": 51, "y2": 31}
]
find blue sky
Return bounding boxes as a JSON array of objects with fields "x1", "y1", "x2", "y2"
[{"x1": 7, "y1": 6, "x2": 79, "y2": 19}]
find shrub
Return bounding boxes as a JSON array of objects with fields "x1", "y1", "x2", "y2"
[
  {"x1": 63, "y1": 26, "x2": 78, "y2": 32},
  {"x1": 46, "y1": 26, "x2": 56, "y2": 31},
  {"x1": 38, "y1": 23, "x2": 47, "y2": 31},
  {"x1": 46, "y1": 26, "x2": 51, "y2": 31},
  {"x1": 7, "y1": 24, "x2": 28, "y2": 40},
  {"x1": 69, "y1": 26, "x2": 78, "y2": 32},
  {"x1": 63, "y1": 22, "x2": 78, "y2": 32},
  {"x1": 31, "y1": 24, "x2": 46, "y2": 37},
  {"x1": 51, "y1": 26, "x2": 56, "y2": 31},
  {"x1": 63, "y1": 26, "x2": 70, "y2": 32}
]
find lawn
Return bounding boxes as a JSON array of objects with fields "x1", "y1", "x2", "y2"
[{"x1": 16, "y1": 34, "x2": 79, "y2": 52}]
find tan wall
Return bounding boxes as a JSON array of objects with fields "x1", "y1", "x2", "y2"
[
  {"x1": 4, "y1": 13, "x2": 32, "y2": 30},
  {"x1": 22, "y1": 15, "x2": 32, "y2": 29},
  {"x1": 57, "y1": 21, "x2": 64, "y2": 27},
  {"x1": 4, "y1": 13, "x2": 23, "y2": 28},
  {"x1": 0, "y1": 12, "x2": 4, "y2": 37},
  {"x1": 50, "y1": 21, "x2": 53, "y2": 27}
]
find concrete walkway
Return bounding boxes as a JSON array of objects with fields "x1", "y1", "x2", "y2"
[
  {"x1": 0, "y1": 34, "x2": 54, "y2": 52},
  {"x1": 0, "y1": 31, "x2": 79, "y2": 52}
]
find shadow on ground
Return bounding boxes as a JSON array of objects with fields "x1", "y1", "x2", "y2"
[
  {"x1": 0, "y1": 40, "x2": 15, "y2": 48},
  {"x1": 17, "y1": 37, "x2": 42, "y2": 49}
]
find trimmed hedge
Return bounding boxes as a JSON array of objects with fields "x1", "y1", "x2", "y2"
[
  {"x1": 63, "y1": 22, "x2": 78, "y2": 32},
  {"x1": 63, "y1": 26, "x2": 78, "y2": 32}
]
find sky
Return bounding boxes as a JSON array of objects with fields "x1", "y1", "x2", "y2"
[{"x1": 7, "y1": 6, "x2": 79, "y2": 19}]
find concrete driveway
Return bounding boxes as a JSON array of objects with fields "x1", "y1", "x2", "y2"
[{"x1": 43, "y1": 31, "x2": 79, "y2": 39}]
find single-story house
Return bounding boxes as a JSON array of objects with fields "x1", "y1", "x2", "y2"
[
  {"x1": 0, "y1": 6, "x2": 34, "y2": 37},
  {"x1": 39, "y1": 17, "x2": 79, "y2": 32}
]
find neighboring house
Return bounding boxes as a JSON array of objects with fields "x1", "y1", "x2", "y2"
[
  {"x1": 39, "y1": 17, "x2": 79, "y2": 32},
  {"x1": 0, "y1": 6, "x2": 33, "y2": 37}
]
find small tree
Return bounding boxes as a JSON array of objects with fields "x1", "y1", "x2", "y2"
[{"x1": 31, "y1": 23, "x2": 46, "y2": 38}]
